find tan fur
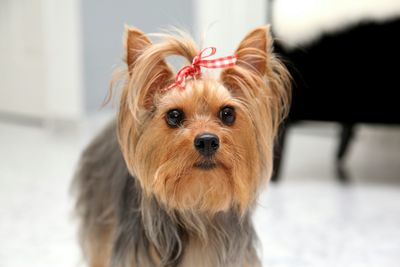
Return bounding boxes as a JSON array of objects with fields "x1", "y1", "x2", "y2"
[{"x1": 116, "y1": 26, "x2": 290, "y2": 215}]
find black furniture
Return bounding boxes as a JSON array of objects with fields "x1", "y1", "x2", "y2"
[{"x1": 272, "y1": 18, "x2": 400, "y2": 182}]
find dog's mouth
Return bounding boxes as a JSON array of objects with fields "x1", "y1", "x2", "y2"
[{"x1": 194, "y1": 159, "x2": 217, "y2": 170}]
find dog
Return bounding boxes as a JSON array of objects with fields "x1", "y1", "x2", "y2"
[{"x1": 73, "y1": 25, "x2": 291, "y2": 267}]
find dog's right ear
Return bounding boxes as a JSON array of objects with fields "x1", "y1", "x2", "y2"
[
  {"x1": 125, "y1": 26, "x2": 152, "y2": 72},
  {"x1": 123, "y1": 26, "x2": 173, "y2": 109}
]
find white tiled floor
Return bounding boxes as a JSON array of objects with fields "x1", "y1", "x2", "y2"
[{"x1": 1, "y1": 116, "x2": 400, "y2": 267}]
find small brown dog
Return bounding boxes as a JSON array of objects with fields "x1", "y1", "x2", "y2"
[{"x1": 74, "y1": 25, "x2": 290, "y2": 267}]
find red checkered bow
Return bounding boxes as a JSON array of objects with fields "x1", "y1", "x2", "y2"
[{"x1": 163, "y1": 47, "x2": 237, "y2": 91}]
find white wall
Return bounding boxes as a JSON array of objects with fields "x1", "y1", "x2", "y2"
[
  {"x1": 0, "y1": 0, "x2": 83, "y2": 122},
  {"x1": 0, "y1": 0, "x2": 46, "y2": 119},
  {"x1": 41, "y1": 0, "x2": 83, "y2": 121}
]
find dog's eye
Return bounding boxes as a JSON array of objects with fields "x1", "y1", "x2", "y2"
[
  {"x1": 166, "y1": 109, "x2": 184, "y2": 128},
  {"x1": 219, "y1": 106, "x2": 235, "y2": 125}
]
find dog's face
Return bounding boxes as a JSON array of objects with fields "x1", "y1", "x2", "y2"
[
  {"x1": 117, "y1": 26, "x2": 290, "y2": 214},
  {"x1": 135, "y1": 79, "x2": 260, "y2": 213}
]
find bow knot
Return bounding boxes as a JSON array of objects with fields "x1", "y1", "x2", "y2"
[{"x1": 164, "y1": 47, "x2": 237, "y2": 91}]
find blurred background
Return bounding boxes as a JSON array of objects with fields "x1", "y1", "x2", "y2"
[{"x1": 1, "y1": 0, "x2": 400, "y2": 266}]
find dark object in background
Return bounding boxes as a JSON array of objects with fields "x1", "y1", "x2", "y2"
[{"x1": 272, "y1": 18, "x2": 400, "y2": 182}]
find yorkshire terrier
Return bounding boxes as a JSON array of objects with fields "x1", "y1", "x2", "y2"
[{"x1": 73, "y1": 25, "x2": 291, "y2": 267}]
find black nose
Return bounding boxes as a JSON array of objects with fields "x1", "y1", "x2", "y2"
[{"x1": 194, "y1": 133, "x2": 220, "y2": 156}]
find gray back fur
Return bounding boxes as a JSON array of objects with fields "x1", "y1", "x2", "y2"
[{"x1": 73, "y1": 120, "x2": 260, "y2": 267}]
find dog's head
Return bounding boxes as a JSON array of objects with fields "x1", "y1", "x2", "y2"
[{"x1": 116, "y1": 26, "x2": 290, "y2": 214}]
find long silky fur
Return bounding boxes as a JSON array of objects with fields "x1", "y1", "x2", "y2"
[{"x1": 73, "y1": 26, "x2": 290, "y2": 267}]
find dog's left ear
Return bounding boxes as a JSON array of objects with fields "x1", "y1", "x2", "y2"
[
  {"x1": 221, "y1": 25, "x2": 291, "y2": 130},
  {"x1": 234, "y1": 26, "x2": 270, "y2": 75},
  {"x1": 221, "y1": 26, "x2": 274, "y2": 97}
]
